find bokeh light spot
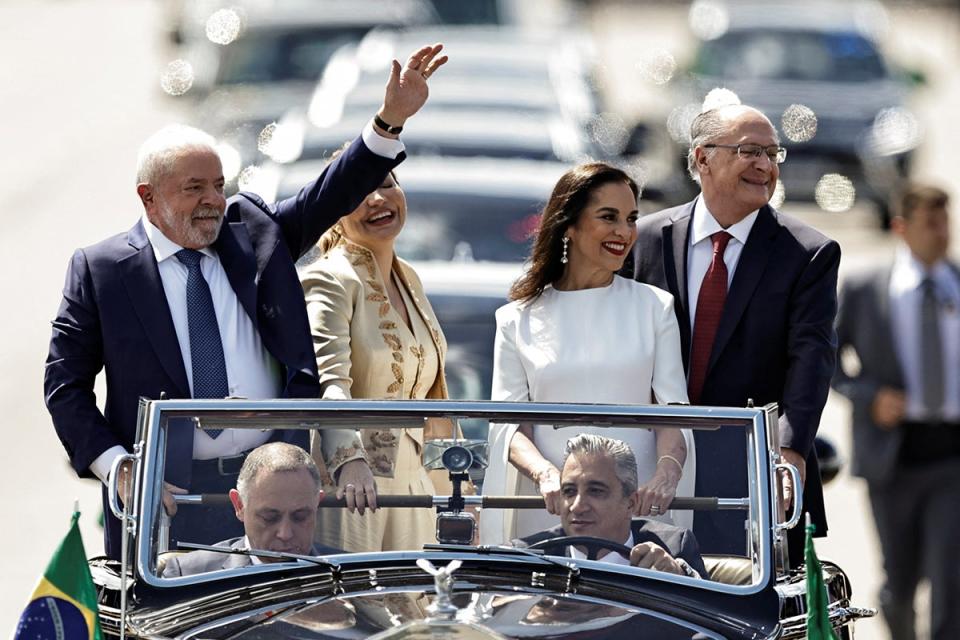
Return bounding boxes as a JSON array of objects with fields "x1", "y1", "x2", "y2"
[
  {"x1": 206, "y1": 8, "x2": 242, "y2": 45},
  {"x1": 587, "y1": 112, "x2": 629, "y2": 156},
  {"x1": 217, "y1": 142, "x2": 242, "y2": 183},
  {"x1": 770, "y1": 179, "x2": 786, "y2": 209},
  {"x1": 689, "y1": 0, "x2": 729, "y2": 41},
  {"x1": 702, "y1": 87, "x2": 740, "y2": 112},
  {"x1": 160, "y1": 59, "x2": 194, "y2": 96},
  {"x1": 815, "y1": 174, "x2": 856, "y2": 212},
  {"x1": 667, "y1": 103, "x2": 701, "y2": 144},
  {"x1": 869, "y1": 107, "x2": 922, "y2": 156},
  {"x1": 781, "y1": 104, "x2": 818, "y2": 143},
  {"x1": 636, "y1": 49, "x2": 677, "y2": 85}
]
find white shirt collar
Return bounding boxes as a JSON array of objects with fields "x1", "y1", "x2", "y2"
[
  {"x1": 890, "y1": 244, "x2": 957, "y2": 300},
  {"x1": 690, "y1": 197, "x2": 758, "y2": 247},
  {"x1": 141, "y1": 214, "x2": 217, "y2": 263}
]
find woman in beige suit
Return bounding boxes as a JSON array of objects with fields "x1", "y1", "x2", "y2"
[{"x1": 300, "y1": 169, "x2": 455, "y2": 552}]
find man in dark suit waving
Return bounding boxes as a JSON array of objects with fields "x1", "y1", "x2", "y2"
[
  {"x1": 512, "y1": 434, "x2": 706, "y2": 578},
  {"x1": 44, "y1": 44, "x2": 448, "y2": 559},
  {"x1": 834, "y1": 184, "x2": 960, "y2": 640},
  {"x1": 626, "y1": 104, "x2": 840, "y2": 564}
]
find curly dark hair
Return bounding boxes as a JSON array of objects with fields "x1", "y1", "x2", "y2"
[{"x1": 509, "y1": 162, "x2": 638, "y2": 302}]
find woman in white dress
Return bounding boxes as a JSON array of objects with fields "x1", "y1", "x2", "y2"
[{"x1": 483, "y1": 162, "x2": 693, "y2": 542}]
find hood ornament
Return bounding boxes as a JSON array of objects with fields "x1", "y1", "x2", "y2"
[{"x1": 417, "y1": 559, "x2": 462, "y2": 619}]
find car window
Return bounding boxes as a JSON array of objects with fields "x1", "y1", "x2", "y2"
[
  {"x1": 216, "y1": 26, "x2": 372, "y2": 85},
  {"x1": 696, "y1": 30, "x2": 887, "y2": 82}
]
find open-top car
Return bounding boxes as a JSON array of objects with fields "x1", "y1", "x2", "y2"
[{"x1": 91, "y1": 398, "x2": 872, "y2": 638}]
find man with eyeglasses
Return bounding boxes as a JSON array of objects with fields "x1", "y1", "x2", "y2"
[{"x1": 624, "y1": 104, "x2": 840, "y2": 567}]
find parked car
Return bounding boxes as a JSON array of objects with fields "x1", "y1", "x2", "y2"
[
  {"x1": 89, "y1": 398, "x2": 874, "y2": 638},
  {"x1": 674, "y1": 0, "x2": 922, "y2": 222}
]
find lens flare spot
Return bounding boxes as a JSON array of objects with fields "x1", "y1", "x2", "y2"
[
  {"x1": 217, "y1": 142, "x2": 242, "y2": 183},
  {"x1": 702, "y1": 87, "x2": 740, "y2": 112},
  {"x1": 689, "y1": 0, "x2": 729, "y2": 41},
  {"x1": 206, "y1": 8, "x2": 242, "y2": 45},
  {"x1": 815, "y1": 174, "x2": 856, "y2": 213},
  {"x1": 636, "y1": 49, "x2": 677, "y2": 86},
  {"x1": 160, "y1": 59, "x2": 194, "y2": 96},
  {"x1": 667, "y1": 103, "x2": 701, "y2": 144},
  {"x1": 770, "y1": 179, "x2": 786, "y2": 209},
  {"x1": 587, "y1": 112, "x2": 629, "y2": 156},
  {"x1": 781, "y1": 104, "x2": 818, "y2": 143},
  {"x1": 869, "y1": 107, "x2": 922, "y2": 156}
]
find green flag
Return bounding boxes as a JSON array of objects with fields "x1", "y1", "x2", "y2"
[
  {"x1": 14, "y1": 510, "x2": 103, "y2": 640},
  {"x1": 805, "y1": 521, "x2": 838, "y2": 640}
]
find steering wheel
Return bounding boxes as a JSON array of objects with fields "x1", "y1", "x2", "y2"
[{"x1": 527, "y1": 535, "x2": 632, "y2": 561}]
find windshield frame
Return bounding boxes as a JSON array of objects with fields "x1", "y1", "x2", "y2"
[{"x1": 129, "y1": 398, "x2": 781, "y2": 596}]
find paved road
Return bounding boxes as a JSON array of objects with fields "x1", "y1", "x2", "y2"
[{"x1": 1, "y1": 1, "x2": 957, "y2": 637}]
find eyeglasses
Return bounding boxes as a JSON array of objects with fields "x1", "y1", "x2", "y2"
[{"x1": 703, "y1": 143, "x2": 787, "y2": 164}]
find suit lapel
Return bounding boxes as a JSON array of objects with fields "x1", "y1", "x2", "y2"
[
  {"x1": 708, "y1": 206, "x2": 778, "y2": 372},
  {"x1": 663, "y1": 204, "x2": 694, "y2": 356},
  {"x1": 119, "y1": 222, "x2": 190, "y2": 397},
  {"x1": 215, "y1": 222, "x2": 260, "y2": 329}
]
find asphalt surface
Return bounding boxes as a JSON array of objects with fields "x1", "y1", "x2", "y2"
[{"x1": 2, "y1": 1, "x2": 958, "y2": 638}]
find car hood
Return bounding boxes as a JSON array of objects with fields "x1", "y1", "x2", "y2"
[{"x1": 237, "y1": 591, "x2": 736, "y2": 639}]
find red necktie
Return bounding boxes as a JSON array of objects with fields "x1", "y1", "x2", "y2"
[{"x1": 688, "y1": 231, "x2": 732, "y2": 404}]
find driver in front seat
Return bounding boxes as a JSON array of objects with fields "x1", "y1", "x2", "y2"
[{"x1": 511, "y1": 434, "x2": 706, "y2": 578}]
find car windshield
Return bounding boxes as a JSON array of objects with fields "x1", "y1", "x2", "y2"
[
  {"x1": 216, "y1": 26, "x2": 372, "y2": 85},
  {"x1": 128, "y1": 401, "x2": 779, "y2": 593},
  {"x1": 696, "y1": 30, "x2": 887, "y2": 82}
]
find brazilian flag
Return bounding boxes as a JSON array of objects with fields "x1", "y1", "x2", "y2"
[
  {"x1": 14, "y1": 510, "x2": 102, "y2": 640},
  {"x1": 804, "y1": 521, "x2": 838, "y2": 640}
]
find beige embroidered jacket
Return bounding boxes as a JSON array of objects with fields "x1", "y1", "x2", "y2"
[{"x1": 301, "y1": 240, "x2": 455, "y2": 483}]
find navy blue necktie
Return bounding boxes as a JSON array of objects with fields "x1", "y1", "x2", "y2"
[{"x1": 176, "y1": 249, "x2": 228, "y2": 438}]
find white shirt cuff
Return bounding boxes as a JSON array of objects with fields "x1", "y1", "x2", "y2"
[
  {"x1": 362, "y1": 119, "x2": 405, "y2": 159},
  {"x1": 90, "y1": 445, "x2": 130, "y2": 484}
]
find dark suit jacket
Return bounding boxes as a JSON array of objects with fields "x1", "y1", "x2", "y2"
[
  {"x1": 44, "y1": 135, "x2": 402, "y2": 557},
  {"x1": 513, "y1": 520, "x2": 708, "y2": 578},
  {"x1": 161, "y1": 537, "x2": 341, "y2": 577},
  {"x1": 832, "y1": 262, "x2": 960, "y2": 485},
  {"x1": 627, "y1": 199, "x2": 840, "y2": 553}
]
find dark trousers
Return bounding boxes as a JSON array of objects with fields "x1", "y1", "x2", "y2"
[
  {"x1": 868, "y1": 459, "x2": 960, "y2": 640},
  {"x1": 168, "y1": 454, "x2": 247, "y2": 551}
]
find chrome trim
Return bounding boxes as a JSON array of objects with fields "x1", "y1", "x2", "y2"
[
  {"x1": 129, "y1": 399, "x2": 776, "y2": 598},
  {"x1": 779, "y1": 604, "x2": 877, "y2": 638},
  {"x1": 107, "y1": 452, "x2": 139, "y2": 521},
  {"x1": 774, "y1": 461, "x2": 804, "y2": 531}
]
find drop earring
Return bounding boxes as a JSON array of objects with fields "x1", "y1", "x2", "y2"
[{"x1": 560, "y1": 236, "x2": 569, "y2": 264}]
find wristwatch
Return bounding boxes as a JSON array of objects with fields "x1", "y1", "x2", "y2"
[{"x1": 374, "y1": 113, "x2": 403, "y2": 134}]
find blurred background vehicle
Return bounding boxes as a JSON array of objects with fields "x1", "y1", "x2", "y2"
[
  {"x1": 168, "y1": 0, "x2": 437, "y2": 189},
  {"x1": 282, "y1": 156, "x2": 565, "y2": 262},
  {"x1": 669, "y1": 0, "x2": 925, "y2": 224}
]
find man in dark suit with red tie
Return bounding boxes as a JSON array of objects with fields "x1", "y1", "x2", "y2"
[
  {"x1": 626, "y1": 104, "x2": 841, "y2": 565},
  {"x1": 44, "y1": 44, "x2": 448, "y2": 559}
]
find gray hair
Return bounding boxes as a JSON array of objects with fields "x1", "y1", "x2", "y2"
[
  {"x1": 236, "y1": 442, "x2": 322, "y2": 502},
  {"x1": 563, "y1": 434, "x2": 638, "y2": 497},
  {"x1": 686, "y1": 105, "x2": 779, "y2": 183},
  {"x1": 136, "y1": 124, "x2": 218, "y2": 185}
]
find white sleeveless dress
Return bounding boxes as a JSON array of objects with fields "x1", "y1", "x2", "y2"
[{"x1": 483, "y1": 277, "x2": 694, "y2": 541}]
